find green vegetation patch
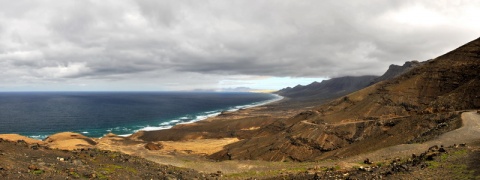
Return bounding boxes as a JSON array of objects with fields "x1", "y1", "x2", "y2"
[
  {"x1": 426, "y1": 161, "x2": 440, "y2": 169},
  {"x1": 32, "y1": 169, "x2": 44, "y2": 175}
]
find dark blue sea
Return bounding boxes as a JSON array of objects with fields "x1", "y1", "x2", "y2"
[{"x1": 0, "y1": 92, "x2": 281, "y2": 139}]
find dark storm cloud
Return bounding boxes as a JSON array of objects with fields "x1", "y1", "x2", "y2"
[{"x1": 0, "y1": 0, "x2": 479, "y2": 90}]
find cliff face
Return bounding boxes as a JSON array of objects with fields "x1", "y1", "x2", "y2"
[
  {"x1": 277, "y1": 76, "x2": 378, "y2": 105},
  {"x1": 210, "y1": 37, "x2": 480, "y2": 161},
  {"x1": 277, "y1": 60, "x2": 421, "y2": 104}
]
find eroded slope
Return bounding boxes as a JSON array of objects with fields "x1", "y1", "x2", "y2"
[{"x1": 211, "y1": 37, "x2": 480, "y2": 161}]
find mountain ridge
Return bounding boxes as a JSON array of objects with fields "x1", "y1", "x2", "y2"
[{"x1": 210, "y1": 37, "x2": 480, "y2": 161}]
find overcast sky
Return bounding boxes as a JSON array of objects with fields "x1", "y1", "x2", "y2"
[{"x1": 0, "y1": 0, "x2": 479, "y2": 91}]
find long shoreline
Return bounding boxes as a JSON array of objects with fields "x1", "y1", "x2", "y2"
[
  {"x1": 122, "y1": 93, "x2": 284, "y2": 137},
  {"x1": 18, "y1": 92, "x2": 284, "y2": 140}
]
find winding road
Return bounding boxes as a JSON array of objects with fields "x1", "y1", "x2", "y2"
[{"x1": 346, "y1": 111, "x2": 480, "y2": 162}]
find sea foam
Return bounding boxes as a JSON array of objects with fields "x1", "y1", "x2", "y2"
[{"x1": 134, "y1": 94, "x2": 283, "y2": 133}]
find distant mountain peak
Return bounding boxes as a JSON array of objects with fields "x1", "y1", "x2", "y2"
[
  {"x1": 277, "y1": 75, "x2": 378, "y2": 103},
  {"x1": 372, "y1": 60, "x2": 423, "y2": 84}
]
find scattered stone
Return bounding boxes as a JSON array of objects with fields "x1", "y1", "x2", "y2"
[{"x1": 210, "y1": 170, "x2": 223, "y2": 177}]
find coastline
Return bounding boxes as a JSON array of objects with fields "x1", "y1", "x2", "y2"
[
  {"x1": 0, "y1": 92, "x2": 289, "y2": 159},
  {"x1": 122, "y1": 93, "x2": 284, "y2": 137},
  {"x1": 8, "y1": 92, "x2": 284, "y2": 140}
]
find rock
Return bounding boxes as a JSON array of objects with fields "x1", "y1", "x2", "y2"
[
  {"x1": 145, "y1": 142, "x2": 163, "y2": 150},
  {"x1": 16, "y1": 140, "x2": 28, "y2": 146},
  {"x1": 428, "y1": 145, "x2": 439, "y2": 152},
  {"x1": 439, "y1": 145, "x2": 447, "y2": 153},
  {"x1": 358, "y1": 166, "x2": 372, "y2": 172},
  {"x1": 28, "y1": 164, "x2": 38, "y2": 170},
  {"x1": 29, "y1": 143, "x2": 40, "y2": 150},
  {"x1": 426, "y1": 152, "x2": 438, "y2": 160},
  {"x1": 364, "y1": 158, "x2": 373, "y2": 164},
  {"x1": 72, "y1": 160, "x2": 83, "y2": 166}
]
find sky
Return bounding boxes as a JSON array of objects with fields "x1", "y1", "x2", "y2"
[{"x1": 0, "y1": 0, "x2": 479, "y2": 91}]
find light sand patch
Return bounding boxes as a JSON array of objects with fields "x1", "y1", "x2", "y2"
[
  {"x1": 47, "y1": 139, "x2": 95, "y2": 150},
  {"x1": 0, "y1": 134, "x2": 44, "y2": 144},
  {"x1": 45, "y1": 132, "x2": 97, "y2": 150},
  {"x1": 240, "y1": 127, "x2": 261, "y2": 130},
  {"x1": 159, "y1": 138, "x2": 240, "y2": 155}
]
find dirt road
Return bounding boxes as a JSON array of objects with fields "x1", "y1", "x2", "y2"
[{"x1": 345, "y1": 111, "x2": 480, "y2": 163}]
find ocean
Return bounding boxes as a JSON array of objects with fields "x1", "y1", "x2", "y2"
[{"x1": 0, "y1": 92, "x2": 281, "y2": 140}]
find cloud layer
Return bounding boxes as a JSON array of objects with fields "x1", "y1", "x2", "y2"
[{"x1": 0, "y1": 0, "x2": 479, "y2": 90}]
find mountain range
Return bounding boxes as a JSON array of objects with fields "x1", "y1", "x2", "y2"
[{"x1": 209, "y1": 37, "x2": 480, "y2": 161}]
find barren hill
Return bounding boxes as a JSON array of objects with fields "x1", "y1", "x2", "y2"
[
  {"x1": 277, "y1": 76, "x2": 378, "y2": 103},
  {"x1": 210, "y1": 37, "x2": 480, "y2": 161}
]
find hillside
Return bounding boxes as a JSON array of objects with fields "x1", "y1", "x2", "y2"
[
  {"x1": 277, "y1": 76, "x2": 378, "y2": 103},
  {"x1": 0, "y1": 138, "x2": 206, "y2": 179},
  {"x1": 132, "y1": 61, "x2": 420, "y2": 143},
  {"x1": 210, "y1": 37, "x2": 480, "y2": 161},
  {"x1": 277, "y1": 60, "x2": 421, "y2": 105}
]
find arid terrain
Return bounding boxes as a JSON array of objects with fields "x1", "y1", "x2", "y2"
[
  {"x1": 1, "y1": 37, "x2": 480, "y2": 179},
  {"x1": 1, "y1": 111, "x2": 480, "y2": 179}
]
